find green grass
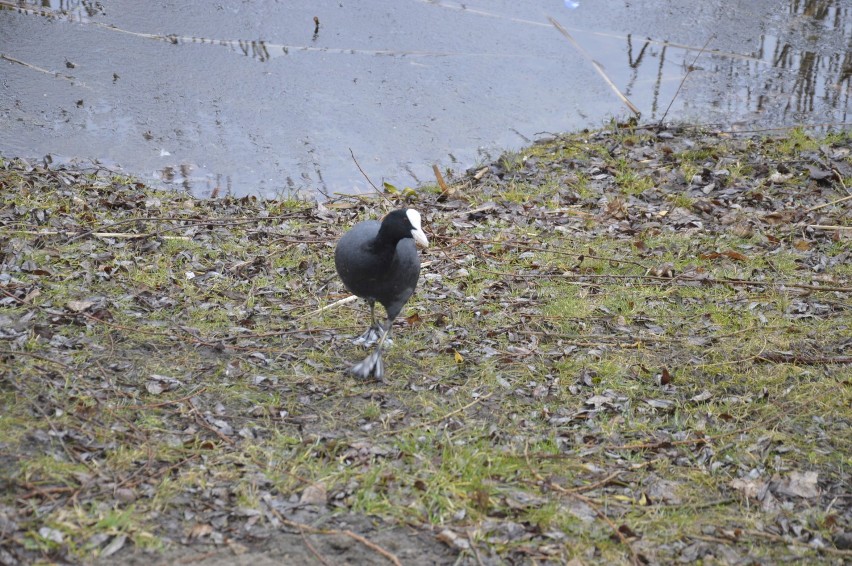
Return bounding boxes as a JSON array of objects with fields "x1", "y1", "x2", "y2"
[{"x1": 1, "y1": 127, "x2": 850, "y2": 564}]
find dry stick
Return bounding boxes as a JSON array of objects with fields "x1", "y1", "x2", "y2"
[
  {"x1": 262, "y1": 503, "x2": 402, "y2": 566},
  {"x1": 741, "y1": 529, "x2": 852, "y2": 558},
  {"x1": 379, "y1": 391, "x2": 495, "y2": 436},
  {"x1": 565, "y1": 471, "x2": 624, "y2": 494},
  {"x1": 0, "y1": 348, "x2": 71, "y2": 370},
  {"x1": 833, "y1": 167, "x2": 851, "y2": 195},
  {"x1": 432, "y1": 164, "x2": 452, "y2": 198},
  {"x1": 756, "y1": 353, "x2": 851, "y2": 365},
  {"x1": 616, "y1": 415, "x2": 781, "y2": 452},
  {"x1": 62, "y1": 212, "x2": 309, "y2": 244},
  {"x1": 658, "y1": 35, "x2": 715, "y2": 127},
  {"x1": 122, "y1": 386, "x2": 209, "y2": 410},
  {"x1": 523, "y1": 443, "x2": 642, "y2": 566},
  {"x1": 451, "y1": 264, "x2": 852, "y2": 293},
  {"x1": 808, "y1": 224, "x2": 852, "y2": 231},
  {"x1": 299, "y1": 529, "x2": 332, "y2": 566},
  {"x1": 548, "y1": 17, "x2": 641, "y2": 118},
  {"x1": 3, "y1": 229, "x2": 189, "y2": 240},
  {"x1": 306, "y1": 295, "x2": 358, "y2": 317},
  {"x1": 805, "y1": 193, "x2": 852, "y2": 212},
  {"x1": 349, "y1": 148, "x2": 393, "y2": 206}
]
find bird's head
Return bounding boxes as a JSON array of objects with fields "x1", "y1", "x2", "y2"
[{"x1": 383, "y1": 208, "x2": 429, "y2": 248}]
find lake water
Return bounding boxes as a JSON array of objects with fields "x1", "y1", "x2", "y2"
[{"x1": 1, "y1": 0, "x2": 849, "y2": 197}]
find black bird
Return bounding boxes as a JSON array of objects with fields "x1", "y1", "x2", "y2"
[{"x1": 335, "y1": 208, "x2": 429, "y2": 380}]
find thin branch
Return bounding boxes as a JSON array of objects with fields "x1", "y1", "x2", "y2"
[
  {"x1": 262, "y1": 501, "x2": 402, "y2": 565},
  {"x1": 348, "y1": 148, "x2": 392, "y2": 205},
  {"x1": 659, "y1": 35, "x2": 714, "y2": 127},
  {"x1": 548, "y1": 17, "x2": 640, "y2": 118},
  {"x1": 805, "y1": 194, "x2": 852, "y2": 212},
  {"x1": 808, "y1": 224, "x2": 852, "y2": 231}
]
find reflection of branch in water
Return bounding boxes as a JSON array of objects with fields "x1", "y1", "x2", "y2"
[
  {"x1": 416, "y1": 0, "x2": 765, "y2": 64},
  {"x1": 3, "y1": 0, "x2": 766, "y2": 65},
  {"x1": 627, "y1": 35, "x2": 652, "y2": 69}
]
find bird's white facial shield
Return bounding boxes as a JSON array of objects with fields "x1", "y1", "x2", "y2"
[{"x1": 406, "y1": 209, "x2": 429, "y2": 248}]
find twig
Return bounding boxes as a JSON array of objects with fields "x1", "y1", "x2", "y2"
[
  {"x1": 807, "y1": 224, "x2": 852, "y2": 231},
  {"x1": 122, "y1": 386, "x2": 209, "y2": 410},
  {"x1": 433, "y1": 164, "x2": 454, "y2": 199},
  {"x1": 380, "y1": 391, "x2": 494, "y2": 436},
  {"x1": 565, "y1": 471, "x2": 624, "y2": 494},
  {"x1": 805, "y1": 194, "x2": 852, "y2": 212},
  {"x1": 659, "y1": 35, "x2": 714, "y2": 127},
  {"x1": 0, "y1": 349, "x2": 72, "y2": 370},
  {"x1": 348, "y1": 148, "x2": 392, "y2": 205},
  {"x1": 5, "y1": 229, "x2": 190, "y2": 240},
  {"x1": 739, "y1": 529, "x2": 852, "y2": 558},
  {"x1": 523, "y1": 443, "x2": 642, "y2": 566},
  {"x1": 305, "y1": 295, "x2": 358, "y2": 317},
  {"x1": 756, "y1": 353, "x2": 851, "y2": 365},
  {"x1": 342, "y1": 530, "x2": 402, "y2": 566},
  {"x1": 548, "y1": 17, "x2": 640, "y2": 118},
  {"x1": 300, "y1": 528, "x2": 331, "y2": 566},
  {"x1": 616, "y1": 416, "x2": 781, "y2": 452},
  {"x1": 262, "y1": 502, "x2": 402, "y2": 565}
]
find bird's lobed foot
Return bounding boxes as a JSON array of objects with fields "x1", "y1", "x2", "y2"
[
  {"x1": 352, "y1": 326, "x2": 393, "y2": 348},
  {"x1": 349, "y1": 350, "x2": 384, "y2": 381}
]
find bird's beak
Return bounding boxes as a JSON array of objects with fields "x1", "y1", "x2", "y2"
[{"x1": 412, "y1": 227, "x2": 429, "y2": 249}]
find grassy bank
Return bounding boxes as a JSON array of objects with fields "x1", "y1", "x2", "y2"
[{"x1": 1, "y1": 124, "x2": 850, "y2": 565}]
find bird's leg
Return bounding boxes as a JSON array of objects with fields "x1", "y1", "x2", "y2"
[
  {"x1": 352, "y1": 300, "x2": 384, "y2": 346},
  {"x1": 349, "y1": 318, "x2": 393, "y2": 381}
]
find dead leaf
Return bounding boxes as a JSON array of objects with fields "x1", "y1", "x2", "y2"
[
  {"x1": 67, "y1": 299, "x2": 95, "y2": 312},
  {"x1": 731, "y1": 477, "x2": 765, "y2": 499},
  {"x1": 776, "y1": 471, "x2": 819, "y2": 498},
  {"x1": 101, "y1": 534, "x2": 127, "y2": 558},
  {"x1": 188, "y1": 523, "x2": 213, "y2": 539},
  {"x1": 436, "y1": 529, "x2": 470, "y2": 550},
  {"x1": 690, "y1": 390, "x2": 713, "y2": 403},
  {"x1": 299, "y1": 483, "x2": 327, "y2": 506}
]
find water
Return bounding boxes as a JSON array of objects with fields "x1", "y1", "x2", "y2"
[{"x1": 0, "y1": 0, "x2": 849, "y2": 198}]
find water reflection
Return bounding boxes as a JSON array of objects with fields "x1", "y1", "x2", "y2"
[
  {"x1": 1, "y1": 0, "x2": 849, "y2": 199},
  {"x1": 740, "y1": 0, "x2": 849, "y2": 125},
  {"x1": 615, "y1": 0, "x2": 850, "y2": 127}
]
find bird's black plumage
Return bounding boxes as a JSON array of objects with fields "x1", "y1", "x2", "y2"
[{"x1": 335, "y1": 208, "x2": 428, "y2": 380}]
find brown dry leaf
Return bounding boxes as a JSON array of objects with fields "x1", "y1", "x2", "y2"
[
  {"x1": 645, "y1": 398, "x2": 674, "y2": 410},
  {"x1": 188, "y1": 523, "x2": 213, "y2": 539},
  {"x1": 405, "y1": 312, "x2": 422, "y2": 325},
  {"x1": 730, "y1": 477, "x2": 766, "y2": 499},
  {"x1": 647, "y1": 262, "x2": 675, "y2": 277},
  {"x1": 721, "y1": 250, "x2": 748, "y2": 261},
  {"x1": 299, "y1": 483, "x2": 328, "y2": 506},
  {"x1": 66, "y1": 299, "x2": 95, "y2": 312},
  {"x1": 436, "y1": 529, "x2": 470, "y2": 550},
  {"x1": 776, "y1": 471, "x2": 819, "y2": 499},
  {"x1": 690, "y1": 390, "x2": 713, "y2": 403}
]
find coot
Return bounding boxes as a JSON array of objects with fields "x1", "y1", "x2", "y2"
[{"x1": 335, "y1": 208, "x2": 428, "y2": 380}]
